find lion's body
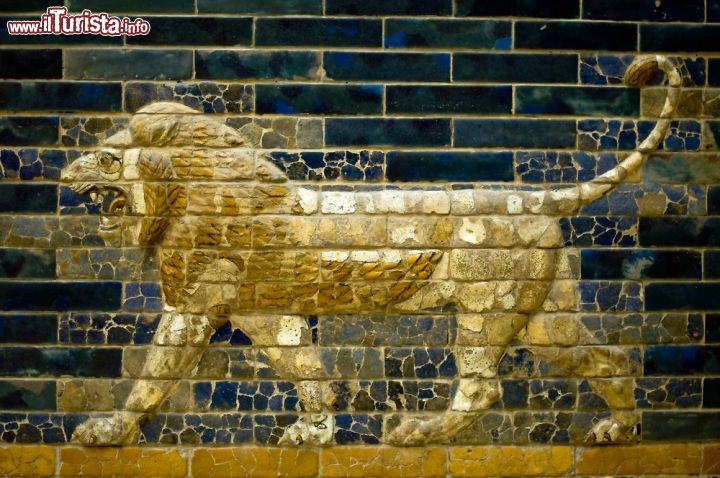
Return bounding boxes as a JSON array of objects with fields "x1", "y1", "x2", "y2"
[{"x1": 61, "y1": 55, "x2": 682, "y2": 446}]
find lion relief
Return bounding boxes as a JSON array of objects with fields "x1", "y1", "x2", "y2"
[{"x1": 61, "y1": 56, "x2": 681, "y2": 447}]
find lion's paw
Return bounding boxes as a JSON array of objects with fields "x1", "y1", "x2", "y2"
[
  {"x1": 72, "y1": 413, "x2": 140, "y2": 446},
  {"x1": 584, "y1": 417, "x2": 638, "y2": 445},
  {"x1": 385, "y1": 413, "x2": 474, "y2": 446}
]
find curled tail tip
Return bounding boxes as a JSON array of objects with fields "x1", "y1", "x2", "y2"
[{"x1": 624, "y1": 55, "x2": 662, "y2": 87}]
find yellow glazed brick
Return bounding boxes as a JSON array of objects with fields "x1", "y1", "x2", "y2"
[
  {"x1": 704, "y1": 444, "x2": 720, "y2": 474},
  {"x1": 191, "y1": 447, "x2": 318, "y2": 478},
  {"x1": 576, "y1": 444, "x2": 702, "y2": 475},
  {"x1": 0, "y1": 446, "x2": 55, "y2": 477},
  {"x1": 320, "y1": 447, "x2": 446, "y2": 477},
  {"x1": 448, "y1": 446, "x2": 572, "y2": 477},
  {"x1": 59, "y1": 447, "x2": 186, "y2": 477}
]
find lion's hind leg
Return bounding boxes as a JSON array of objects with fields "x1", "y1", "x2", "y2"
[{"x1": 384, "y1": 312, "x2": 528, "y2": 446}]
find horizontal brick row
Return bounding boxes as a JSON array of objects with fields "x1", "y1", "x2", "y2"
[
  {"x1": 3, "y1": 0, "x2": 718, "y2": 21},
  {"x1": 4, "y1": 376, "x2": 720, "y2": 412},
  {"x1": 1, "y1": 19, "x2": 720, "y2": 51},
  {"x1": 3, "y1": 50, "x2": 719, "y2": 89},
  {"x1": 2, "y1": 444, "x2": 720, "y2": 477}
]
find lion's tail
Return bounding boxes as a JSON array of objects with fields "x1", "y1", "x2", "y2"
[{"x1": 578, "y1": 55, "x2": 682, "y2": 207}]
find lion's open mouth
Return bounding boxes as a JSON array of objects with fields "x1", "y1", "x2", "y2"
[{"x1": 70, "y1": 183, "x2": 129, "y2": 232}]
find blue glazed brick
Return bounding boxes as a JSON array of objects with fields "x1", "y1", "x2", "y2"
[
  {"x1": 209, "y1": 321, "x2": 252, "y2": 346},
  {"x1": 0, "y1": 149, "x2": 72, "y2": 181},
  {"x1": 646, "y1": 283, "x2": 720, "y2": 311},
  {"x1": 0, "y1": 249, "x2": 55, "y2": 278},
  {"x1": 706, "y1": 251, "x2": 720, "y2": 279},
  {"x1": 268, "y1": 151, "x2": 384, "y2": 181},
  {"x1": 578, "y1": 119, "x2": 637, "y2": 150},
  {"x1": 196, "y1": 51, "x2": 320, "y2": 80},
  {"x1": 326, "y1": 0, "x2": 451, "y2": 15},
  {"x1": 254, "y1": 414, "x2": 298, "y2": 445},
  {"x1": 385, "y1": 348, "x2": 457, "y2": 379},
  {"x1": 334, "y1": 414, "x2": 382, "y2": 444},
  {"x1": 256, "y1": 18, "x2": 381, "y2": 47},
  {"x1": 0, "y1": 0, "x2": 53, "y2": 11},
  {"x1": 579, "y1": 281, "x2": 642, "y2": 312},
  {"x1": 0, "y1": 184, "x2": 56, "y2": 213},
  {"x1": 64, "y1": 49, "x2": 192, "y2": 81},
  {"x1": 0, "y1": 81, "x2": 121, "y2": 112},
  {"x1": 385, "y1": 19, "x2": 510, "y2": 49},
  {"x1": 0, "y1": 315, "x2": 56, "y2": 343},
  {"x1": 581, "y1": 250, "x2": 701, "y2": 280},
  {"x1": 0, "y1": 281, "x2": 122, "y2": 311},
  {"x1": 710, "y1": 59, "x2": 720, "y2": 87},
  {"x1": 0, "y1": 50, "x2": 61, "y2": 79},
  {"x1": 706, "y1": 378, "x2": 720, "y2": 407},
  {"x1": 644, "y1": 154, "x2": 720, "y2": 185},
  {"x1": 709, "y1": 315, "x2": 720, "y2": 343},
  {"x1": 123, "y1": 282, "x2": 162, "y2": 312},
  {"x1": 319, "y1": 348, "x2": 383, "y2": 379},
  {"x1": 634, "y1": 378, "x2": 701, "y2": 409},
  {"x1": 68, "y1": 0, "x2": 195, "y2": 12},
  {"x1": 0, "y1": 412, "x2": 81, "y2": 444},
  {"x1": 639, "y1": 121, "x2": 701, "y2": 152},
  {"x1": 143, "y1": 413, "x2": 253, "y2": 444},
  {"x1": 0, "y1": 117, "x2": 58, "y2": 146},
  {"x1": 456, "y1": 0, "x2": 578, "y2": 17},
  {"x1": 59, "y1": 313, "x2": 160, "y2": 345},
  {"x1": 318, "y1": 315, "x2": 452, "y2": 346},
  {"x1": 125, "y1": 82, "x2": 253, "y2": 113},
  {"x1": 453, "y1": 53, "x2": 578, "y2": 83},
  {"x1": 0, "y1": 380, "x2": 56, "y2": 410},
  {"x1": 584, "y1": 0, "x2": 704, "y2": 21},
  {"x1": 562, "y1": 217, "x2": 637, "y2": 247},
  {"x1": 326, "y1": 118, "x2": 451, "y2": 147},
  {"x1": 582, "y1": 183, "x2": 703, "y2": 216},
  {"x1": 641, "y1": 25, "x2": 720, "y2": 52},
  {"x1": 256, "y1": 84, "x2": 382, "y2": 115},
  {"x1": 581, "y1": 55, "x2": 706, "y2": 87},
  {"x1": 640, "y1": 218, "x2": 720, "y2": 247},
  {"x1": 199, "y1": 0, "x2": 320, "y2": 14},
  {"x1": 454, "y1": 119, "x2": 576, "y2": 148},
  {"x1": 516, "y1": 151, "x2": 617, "y2": 183},
  {"x1": 387, "y1": 86, "x2": 511, "y2": 115},
  {"x1": 386, "y1": 151, "x2": 513, "y2": 182},
  {"x1": 710, "y1": 186, "x2": 720, "y2": 214},
  {"x1": 711, "y1": 0, "x2": 720, "y2": 20},
  {"x1": 516, "y1": 86, "x2": 639, "y2": 116},
  {"x1": 210, "y1": 381, "x2": 238, "y2": 410},
  {"x1": 0, "y1": 347, "x2": 122, "y2": 377},
  {"x1": 583, "y1": 313, "x2": 702, "y2": 345},
  {"x1": 516, "y1": 21, "x2": 637, "y2": 51},
  {"x1": 126, "y1": 17, "x2": 252, "y2": 46},
  {"x1": 237, "y1": 381, "x2": 298, "y2": 411},
  {"x1": 324, "y1": 52, "x2": 450, "y2": 82},
  {"x1": 643, "y1": 412, "x2": 720, "y2": 440}
]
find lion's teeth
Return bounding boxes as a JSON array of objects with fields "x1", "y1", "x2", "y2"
[{"x1": 90, "y1": 192, "x2": 97, "y2": 201}]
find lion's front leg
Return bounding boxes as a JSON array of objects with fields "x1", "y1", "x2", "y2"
[{"x1": 73, "y1": 310, "x2": 222, "y2": 446}]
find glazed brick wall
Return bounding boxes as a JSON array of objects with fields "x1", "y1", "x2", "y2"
[{"x1": 1, "y1": 0, "x2": 720, "y2": 476}]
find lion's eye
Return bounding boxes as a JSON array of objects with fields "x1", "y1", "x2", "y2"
[{"x1": 98, "y1": 151, "x2": 122, "y2": 173}]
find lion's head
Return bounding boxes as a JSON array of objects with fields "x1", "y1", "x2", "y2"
[{"x1": 61, "y1": 102, "x2": 271, "y2": 245}]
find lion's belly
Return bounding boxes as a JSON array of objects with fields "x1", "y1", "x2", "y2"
[{"x1": 160, "y1": 214, "x2": 562, "y2": 316}]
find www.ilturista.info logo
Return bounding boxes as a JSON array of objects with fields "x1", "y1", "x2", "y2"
[{"x1": 7, "y1": 7, "x2": 150, "y2": 36}]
